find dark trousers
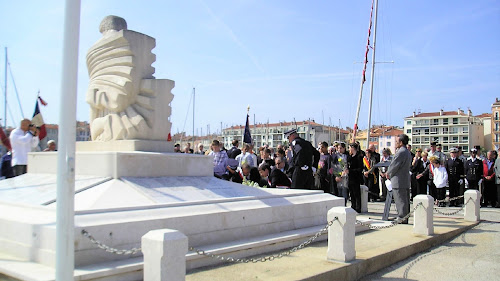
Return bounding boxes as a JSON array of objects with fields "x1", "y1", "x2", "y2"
[
  {"x1": 428, "y1": 180, "x2": 437, "y2": 200},
  {"x1": 292, "y1": 168, "x2": 314, "y2": 189},
  {"x1": 416, "y1": 178, "x2": 428, "y2": 195},
  {"x1": 393, "y1": 188, "x2": 410, "y2": 223},
  {"x1": 410, "y1": 174, "x2": 418, "y2": 199},
  {"x1": 380, "y1": 176, "x2": 388, "y2": 199},
  {"x1": 449, "y1": 180, "x2": 460, "y2": 206},
  {"x1": 468, "y1": 179, "x2": 480, "y2": 190},
  {"x1": 348, "y1": 182, "x2": 361, "y2": 213},
  {"x1": 13, "y1": 165, "x2": 27, "y2": 177},
  {"x1": 482, "y1": 180, "x2": 497, "y2": 206}
]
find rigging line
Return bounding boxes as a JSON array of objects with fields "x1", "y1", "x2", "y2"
[
  {"x1": 7, "y1": 62, "x2": 25, "y2": 118},
  {"x1": 180, "y1": 89, "x2": 193, "y2": 143}
]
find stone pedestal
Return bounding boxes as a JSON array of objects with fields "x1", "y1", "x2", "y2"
[
  {"x1": 28, "y1": 151, "x2": 212, "y2": 178},
  {"x1": 327, "y1": 207, "x2": 356, "y2": 262},
  {"x1": 142, "y1": 229, "x2": 188, "y2": 281},
  {"x1": 76, "y1": 140, "x2": 173, "y2": 153},
  {"x1": 464, "y1": 190, "x2": 480, "y2": 222},
  {"x1": 413, "y1": 195, "x2": 434, "y2": 236}
]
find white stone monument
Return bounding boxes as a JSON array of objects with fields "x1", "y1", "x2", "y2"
[
  {"x1": 0, "y1": 15, "x2": 344, "y2": 281},
  {"x1": 79, "y1": 15, "x2": 174, "y2": 152}
]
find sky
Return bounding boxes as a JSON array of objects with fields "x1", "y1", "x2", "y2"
[{"x1": 0, "y1": 0, "x2": 499, "y2": 136}]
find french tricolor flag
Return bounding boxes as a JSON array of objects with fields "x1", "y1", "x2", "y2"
[{"x1": 31, "y1": 97, "x2": 47, "y2": 140}]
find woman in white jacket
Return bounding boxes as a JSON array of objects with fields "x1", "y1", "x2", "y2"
[{"x1": 430, "y1": 156, "x2": 448, "y2": 207}]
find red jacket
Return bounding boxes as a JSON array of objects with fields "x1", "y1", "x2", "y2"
[{"x1": 483, "y1": 159, "x2": 495, "y2": 181}]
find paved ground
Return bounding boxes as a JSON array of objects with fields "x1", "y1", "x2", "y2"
[
  {"x1": 360, "y1": 206, "x2": 500, "y2": 281},
  {"x1": 186, "y1": 201, "x2": 493, "y2": 281}
]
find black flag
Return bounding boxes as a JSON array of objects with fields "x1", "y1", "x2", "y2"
[{"x1": 243, "y1": 114, "x2": 252, "y2": 144}]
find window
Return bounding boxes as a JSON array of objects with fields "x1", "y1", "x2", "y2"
[
  {"x1": 451, "y1": 127, "x2": 458, "y2": 134},
  {"x1": 406, "y1": 129, "x2": 411, "y2": 134},
  {"x1": 443, "y1": 136, "x2": 448, "y2": 143},
  {"x1": 443, "y1": 127, "x2": 449, "y2": 134},
  {"x1": 452, "y1": 136, "x2": 458, "y2": 143},
  {"x1": 387, "y1": 136, "x2": 391, "y2": 139},
  {"x1": 432, "y1": 119, "x2": 439, "y2": 125},
  {"x1": 424, "y1": 137, "x2": 430, "y2": 142},
  {"x1": 443, "y1": 146, "x2": 448, "y2": 152},
  {"x1": 430, "y1": 128, "x2": 438, "y2": 134},
  {"x1": 462, "y1": 136, "x2": 468, "y2": 142},
  {"x1": 495, "y1": 122, "x2": 499, "y2": 131},
  {"x1": 495, "y1": 112, "x2": 499, "y2": 121},
  {"x1": 462, "y1": 126, "x2": 468, "y2": 133},
  {"x1": 443, "y1": 118, "x2": 449, "y2": 125},
  {"x1": 453, "y1": 118, "x2": 458, "y2": 124},
  {"x1": 386, "y1": 142, "x2": 391, "y2": 146},
  {"x1": 407, "y1": 120, "x2": 411, "y2": 125},
  {"x1": 496, "y1": 134, "x2": 500, "y2": 142},
  {"x1": 462, "y1": 146, "x2": 468, "y2": 152}
]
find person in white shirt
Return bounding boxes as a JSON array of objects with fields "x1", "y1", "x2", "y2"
[
  {"x1": 430, "y1": 155, "x2": 448, "y2": 207},
  {"x1": 9, "y1": 119, "x2": 40, "y2": 176}
]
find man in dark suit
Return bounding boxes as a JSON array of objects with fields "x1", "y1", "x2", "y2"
[
  {"x1": 227, "y1": 139, "x2": 241, "y2": 159},
  {"x1": 285, "y1": 129, "x2": 318, "y2": 190},
  {"x1": 445, "y1": 147, "x2": 465, "y2": 206},
  {"x1": 387, "y1": 134, "x2": 412, "y2": 223},
  {"x1": 268, "y1": 156, "x2": 292, "y2": 188}
]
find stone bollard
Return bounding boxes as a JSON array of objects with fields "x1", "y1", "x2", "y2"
[
  {"x1": 413, "y1": 195, "x2": 434, "y2": 236},
  {"x1": 464, "y1": 190, "x2": 480, "y2": 222},
  {"x1": 327, "y1": 207, "x2": 356, "y2": 262},
  {"x1": 142, "y1": 229, "x2": 188, "y2": 281},
  {"x1": 360, "y1": 185, "x2": 368, "y2": 213}
]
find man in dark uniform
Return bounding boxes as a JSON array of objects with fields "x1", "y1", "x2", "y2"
[
  {"x1": 285, "y1": 129, "x2": 318, "y2": 189},
  {"x1": 465, "y1": 147, "x2": 483, "y2": 191},
  {"x1": 445, "y1": 147, "x2": 465, "y2": 206}
]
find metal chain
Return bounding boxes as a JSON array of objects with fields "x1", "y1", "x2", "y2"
[
  {"x1": 189, "y1": 217, "x2": 338, "y2": 263},
  {"x1": 433, "y1": 197, "x2": 472, "y2": 216},
  {"x1": 435, "y1": 195, "x2": 465, "y2": 204},
  {"x1": 356, "y1": 202, "x2": 424, "y2": 229},
  {"x1": 81, "y1": 230, "x2": 141, "y2": 255}
]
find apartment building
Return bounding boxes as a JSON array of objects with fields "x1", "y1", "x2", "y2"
[
  {"x1": 404, "y1": 109, "x2": 484, "y2": 154},
  {"x1": 356, "y1": 126, "x2": 403, "y2": 153},
  {"x1": 221, "y1": 121, "x2": 350, "y2": 149}
]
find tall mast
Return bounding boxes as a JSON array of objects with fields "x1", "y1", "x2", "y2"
[
  {"x1": 4, "y1": 47, "x2": 7, "y2": 128},
  {"x1": 352, "y1": 0, "x2": 376, "y2": 143},
  {"x1": 366, "y1": 0, "x2": 379, "y2": 150},
  {"x1": 192, "y1": 87, "x2": 195, "y2": 140}
]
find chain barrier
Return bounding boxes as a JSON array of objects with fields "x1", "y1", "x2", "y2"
[
  {"x1": 189, "y1": 217, "x2": 338, "y2": 263},
  {"x1": 433, "y1": 197, "x2": 472, "y2": 216},
  {"x1": 435, "y1": 195, "x2": 465, "y2": 205},
  {"x1": 356, "y1": 202, "x2": 423, "y2": 229},
  {"x1": 81, "y1": 230, "x2": 142, "y2": 255}
]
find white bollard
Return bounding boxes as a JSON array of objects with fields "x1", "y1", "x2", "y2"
[
  {"x1": 142, "y1": 229, "x2": 188, "y2": 281},
  {"x1": 413, "y1": 195, "x2": 434, "y2": 236},
  {"x1": 464, "y1": 190, "x2": 480, "y2": 222},
  {"x1": 327, "y1": 207, "x2": 356, "y2": 262},
  {"x1": 360, "y1": 185, "x2": 368, "y2": 213}
]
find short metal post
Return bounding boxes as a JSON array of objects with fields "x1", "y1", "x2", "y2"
[{"x1": 327, "y1": 207, "x2": 356, "y2": 262}]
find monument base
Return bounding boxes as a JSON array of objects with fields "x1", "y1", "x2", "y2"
[{"x1": 76, "y1": 140, "x2": 174, "y2": 153}]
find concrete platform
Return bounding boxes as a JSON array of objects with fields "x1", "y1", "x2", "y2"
[{"x1": 185, "y1": 203, "x2": 479, "y2": 281}]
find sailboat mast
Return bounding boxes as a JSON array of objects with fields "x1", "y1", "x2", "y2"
[
  {"x1": 192, "y1": 87, "x2": 195, "y2": 140},
  {"x1": 4, "y1": 47, "x2": 7, "y2": 128},
  {"x1": 352, "y1": 0, "x2": 376, "y2": 142},
  {"x1": 366, "y1": 0, "x2": 379, "y2": 149}
]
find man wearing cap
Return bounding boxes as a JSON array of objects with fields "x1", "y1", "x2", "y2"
[
  {"x1": 284, "y1": 128, "x2": 318, "y2": 189},
  {"x1": 465, "y1": 147, "x2": 483, "y2": 191},
  {"x1": 428, "y1": 142, "x2": 445, "y2": 164},
  {"x1": 445, "y1": 147, "x2": 465, "y2": 206},
  {"x1": 387, "y1": 134, "x2": 412, "y2": 223}
]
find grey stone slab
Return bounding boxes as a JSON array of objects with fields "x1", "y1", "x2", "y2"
[{"x1": 0, "y1": 174, "x2": 111, "y2": 205}]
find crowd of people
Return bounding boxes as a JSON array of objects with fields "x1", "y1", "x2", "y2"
[{"x1": 187, "y1": 132, "x2": 500, "y2": 218}]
